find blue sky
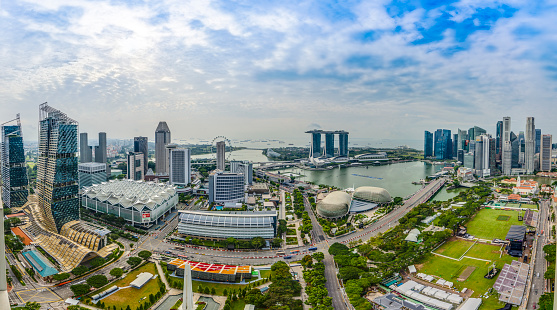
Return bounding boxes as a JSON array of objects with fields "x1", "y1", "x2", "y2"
[{"x1": 2, "y1": 0, "x2": 557, "y2": 145}]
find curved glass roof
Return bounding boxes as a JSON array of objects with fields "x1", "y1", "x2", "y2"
[{"x1": 179, "y1": 211, "x2": 276, "y2": 228}]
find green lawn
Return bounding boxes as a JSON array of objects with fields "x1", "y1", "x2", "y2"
[
  {"x1": 101, "y1": 263, "x2": 161, "y2": 310},
  {"x1": 420, "y1": 242, "x2": 519, "y2": 310},
  {"x1": 466, "y1": 209, "x2": 524, "y2": 240},
  {"x1": 230, "y1": 298, "x2": 246, "y2": 310},
  {"x1": 434, "y1": 239, "x2": 475, "y2": 259}
]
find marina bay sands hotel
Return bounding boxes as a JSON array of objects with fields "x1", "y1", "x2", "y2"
[{"x1": 305, "y1": 130, "x2": 349, "y2": 158}]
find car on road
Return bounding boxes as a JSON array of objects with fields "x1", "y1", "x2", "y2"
[{"x1": 283, "y1": 256, "x2": 292, "y2": 259}]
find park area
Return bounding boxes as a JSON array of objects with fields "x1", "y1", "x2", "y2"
[
  {"x1": 97, "y1": 263, "x2": 162, "y2": 310},
  {"x1": 466, "y1": 209, "x2": 524, "y2": 240},
  {"x1": 421, "y1": 239, "x2": 518, "y2": 309}
]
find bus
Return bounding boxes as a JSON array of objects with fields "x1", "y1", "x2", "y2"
[
  {"x1": 308, "y1": 247, "x2": 318, "y2": 251},
  {"x1": 290, "y1": 250, "x2": 300, "y2": 254},
  {"x1": 276, "y1": 251, "x2": 286, "y2": 256}
]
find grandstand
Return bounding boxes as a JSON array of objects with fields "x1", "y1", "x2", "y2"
[{"x1": 167, "y1": 258, "x2": 252, "y2": 282}]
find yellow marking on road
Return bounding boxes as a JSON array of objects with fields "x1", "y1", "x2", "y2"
[{"x1": 16, "y1": 287, "x2": 62, "y2": 303}]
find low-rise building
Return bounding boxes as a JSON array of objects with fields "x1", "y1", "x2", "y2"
[
  {"x1": 177, "y1": 210, "x2": 277, "y2": 240},
  {"x1": 81, "y1": 179, "x2": 177, "y2": 227}
]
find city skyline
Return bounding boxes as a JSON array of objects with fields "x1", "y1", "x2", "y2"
[{"x1": 2, "y1": 1, "x2": 557, "y2": 143}]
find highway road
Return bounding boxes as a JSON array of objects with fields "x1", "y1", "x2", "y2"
[{"x1": 526, "y1": 199, "x2": 549, "y2": 309}]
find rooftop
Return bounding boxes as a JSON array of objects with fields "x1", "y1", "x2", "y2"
[
  {"x1": 82, "y1": 179, "x2": 176, "y2": 210},
  {"x1": 168, "y1": 258, "x2": 251, "y2": 275}
]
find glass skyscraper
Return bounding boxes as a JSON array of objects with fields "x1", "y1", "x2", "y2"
[
  {"x1": 424, "y1": 131, "x2": 433, "y2": 158},
  {"x1": 1, "y1": 118, "x2": 29, "y2": 208},
  {"x1": 37, "y1": 103, "x2": 79, "y2": 233},
  {"x1": 434, "y1": 129, "x2": 452, "y2": 160}
]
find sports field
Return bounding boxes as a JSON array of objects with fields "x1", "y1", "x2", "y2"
[
  {"x1": 422, "y1": 240, "x2": 518, "y2": 309},
  {"x1": 466, "y1": 209, "x2": 523, "y2": 240},
  {"x1": 433, "y1": 239, "x2": 475, "y2": 259}
]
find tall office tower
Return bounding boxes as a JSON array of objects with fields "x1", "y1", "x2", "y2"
[
  {"x1": 452, "y1": 134, "x2": 458, "y2": 159},
  {"x1": 457, "y1": 129, "x2": 468, "y2": 151},
  {"x1": 474, "y1": 135, "x2": 491, "y2": 177},
  {"x1": 311, "y1": 132, "x2": 321, "y2": 157},
  {"x1": 502, "y1": 117, "x2": 512, "y2": 175},
  {"x1": 134, "y1": 136, "x2": 148, "y2": 174},
  {"x1": 169, "y1": 148, "x2": 191, "y2": 185},
  {"x1": 496, "y1": 121, "x2": 502, "y2": 156},
  {"x1": 230, "y1": 160, "x2": 253, "y2": 185},
  {"x1": 468, "y1": 126, "x2": 486, "y2": 141},
  {"x1": 216, "y1": 141, "x2": 226, "y2": 171},
  {"x1": 535, "y1": 129, "x2": 542, "y2": 154},
  {"x1": 208, "y1": 171, "x2": 245, "y2": 203},
  {"x1": 37, "y1": 103, "x2": 79, "y2": 233},
  {"x1": 489, "y1": 138, "x2": 496, "y2": 173},
  {"x1": 424, "y1": 131, "x2": 433, "y2": 159},
  {"x1": 525, "y1": 117, "x2": 535, "y2": 174},
  {"x1": 1, "y1": 118, "x2": 29, "y2": 208},
  {"x1": 95, "y1": 132, "x2": 107, "y2": 164},
  {"x1": 155, "y1": 121, "x2": 171, "y2": 175},
  {"x1": 127, "y1": 151, "x2": 144, "y2": 180},
  {"x1": 325, "y1": 133, "x2": 335, "y2": 157},
  {"x1": 79, "y1": 132, "x2": 93, "y2": 162},
  {"x1": 434, "y1": 129, "x2": 452, "y2": 160},
  {"x1": 510, "y1": 132, "x2": 520, "y2": 169},
  {"x1": 457, "y1": 149, "x2": 464, "y2": 164},
  {"x1": 474, "y1": 138, "x2": 484, "y2": 176},
  {"x1": 78, "y1": 162, "x2": 107, "y2": 188},
  {"x1": 338, "y1": 132, "x2": 349, "y2": 157},
  {"x1": 540, "y1": 134, "x2": 552, "y2": 172}
]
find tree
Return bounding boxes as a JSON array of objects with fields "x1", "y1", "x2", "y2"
[
  {"x1": 271, "y1": 238, "x2": 283, "y2": 248},
  {"x1": 328, "y1": 242, "x2": 349, "y2": 256},
  {"x1": 138, "y1": 250, "x2": 152, "y2": 260},
  {"x1": 223, "y1": 289, "x2": 228, "y2": 296},
  {"x1": 539, "y1": 293, "x2": 554, "y2": 310},
  {"x1": 71, "y1": 265, "x2": 89, "y2": 276},
  {"x1": 90, "y1": 257, "x2": 105, "y2": 268},
  {"x1": 70, "y1": 283, "x2": 91, "y2": 296},
  {"x1": 339, "y1": 266, "x2": 363, "y2": 281},
  {"x1": 204, "y1": 287, "x2": 210, "y2": 294},
  {"x1": 52, "y1": 273, "x2": 70, "y2": 282},
  {"x1": 251, "y1": 236, "x2": 266, "y2": 249},
  {"x1": 23, "y1": 302, "x2": 41, "y2": 310},
  {"x1": 226, "y1": 237, "x2": 236, "y2": 246},
  {"x1": 211, "y1": 288, "x2": 216, "y2": 295},
  {"x1": 312, "y1": 252, "x2": 325, "y2": 262},
  {"x1": 87, "y1": 274, "x2": 108, "y2": 288},
  {"x1": 127, "y1": 256, "x2": 142, "y2": 267},
  {"x1": 110, "y1": 268, "x2": 124, "y2": 278}
]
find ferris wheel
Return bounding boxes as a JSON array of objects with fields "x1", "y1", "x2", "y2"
[{"x1": 211, "y1": 136, "x2": 233, "y2": 162}]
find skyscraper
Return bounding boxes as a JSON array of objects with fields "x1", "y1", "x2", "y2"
[
  {"x1": 37, "y1": 103, "x2": 79, "y2": 233},
  {"x1": 424, "y1": 131, "x2": 433, "y2": 159},
  {"x1": 535, "y1": 129, "x2": 542, "y2": 154},
  {"x1": 230, "y1": 160, "x2": 253, "y2": 185},
  {"x1": 216, "y1": 141, "x2": 226, "y2": 171},
  {"x1": 127, "y1": 151, "x2": 144, "y2": 181},
  {"x1": 134, "y1": 136, "x2": 149, "y2": 174},
  {"x1": 474, "y1": 134, "x2": 491, "y2": 177},
  {"x1": 525, "y1": 117, "x2": 535, "y2": 174},
  {"x1": 311, "y1": 132, "x2": 321, "y2": 157},
  {"x1": 95, "y1": 132, "x2": 107, "y2": 164},
  {"x1": 496, "y1": 121, "x2": 502, "y2": 156},
  {"x1": 1, "y1": 116, "x2": 29, "y2": 208},
  {"x1": 540, "y1": 134, "x2": 552, "y2": 172},
  {"x1": 338, "y1": 132, "x2": 349, "y2": 157},
  {"x1": 502, "y1": 117, "x2": 512, "y2": 175},
  {"x1": 452, "y1": 133, "x2": 458, "y2": 159},
  {"x1": 79, "y1": 132, "x2": 93, "y2": 163},
  {"x1": 434, "y1": 129, "x2": 452, "y2": 160},
  {"x1": 325, "y1": 133, "x2": 335, "y2": 157},
  {"x1": 155, "y1": 121, "x2": 171, "y2": 175},
  {"x1": 169, "y1": 147, "x2": 191, "y2": 185},
  {"x1": 468, "y1": 126, "x2": 486, "y2": 141},
  {"x1": 457, "y1": 129, "x2": 468, "y2": 151}
]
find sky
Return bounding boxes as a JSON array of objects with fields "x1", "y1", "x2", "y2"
[{"x1": 2, "y1": 0, "x2": 557, "y2": 147}]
